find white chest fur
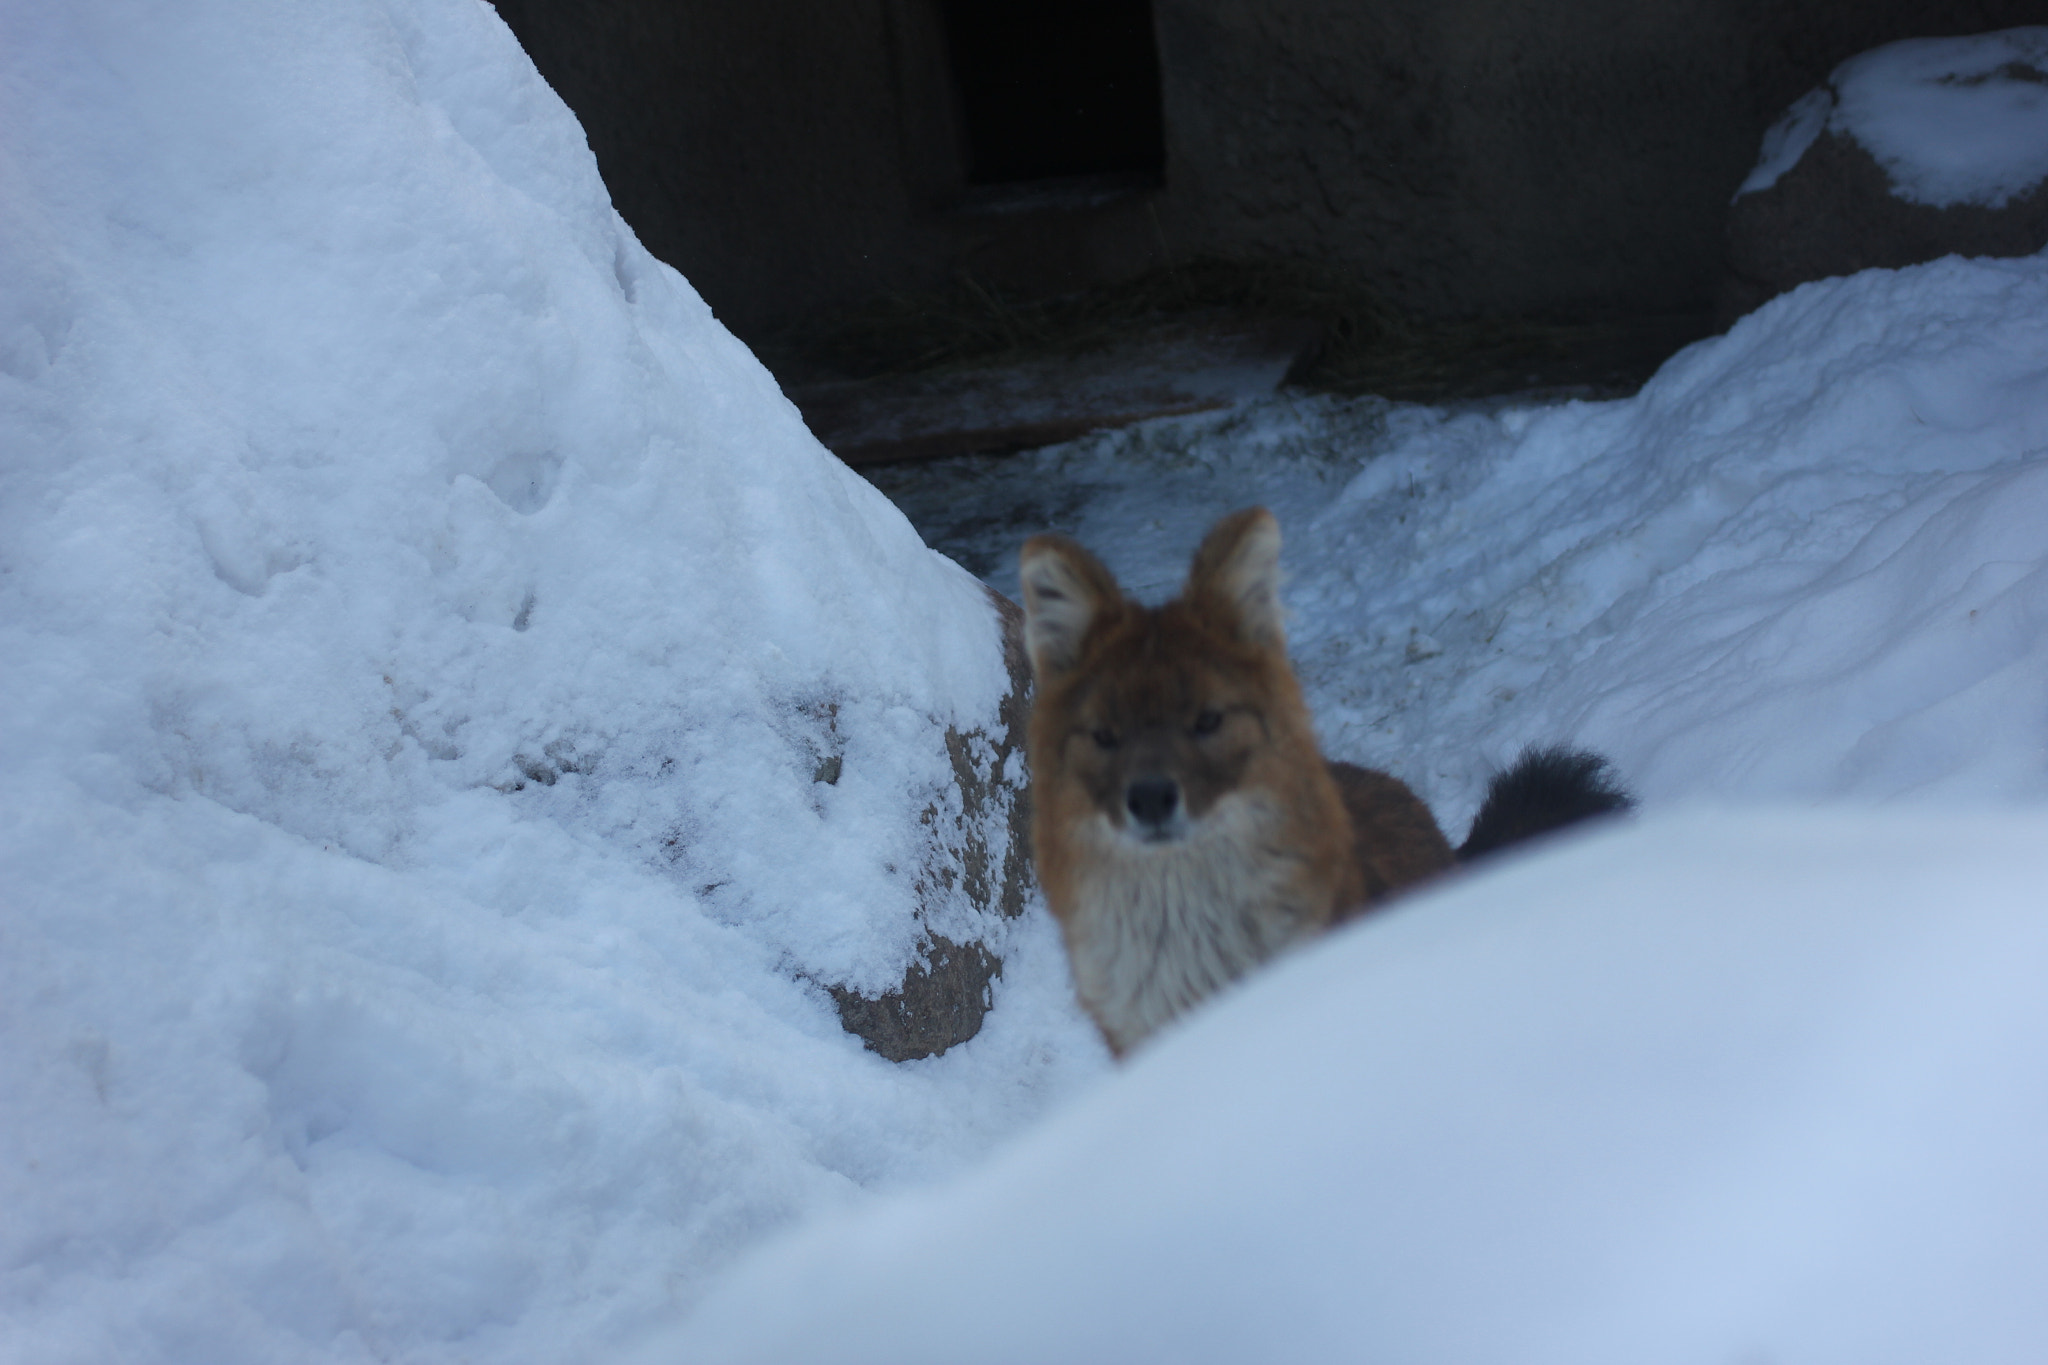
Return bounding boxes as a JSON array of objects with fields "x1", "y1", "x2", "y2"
[{"x1": 1059, "y1": 793, "x2": 1325, "y2": 1053}]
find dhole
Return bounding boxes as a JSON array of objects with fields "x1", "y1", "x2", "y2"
[{"x1": 1020, "y1": 507, "x2": 1630, "y2": 1056}]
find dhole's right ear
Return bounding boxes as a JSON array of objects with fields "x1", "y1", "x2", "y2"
[{"x1": 1019, "y1": 535, "x2": 1121, "y2": 680}]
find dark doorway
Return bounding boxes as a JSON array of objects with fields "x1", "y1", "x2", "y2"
[{"x1": 939, "y1": 0, "x2": 1165, "y2": 186}]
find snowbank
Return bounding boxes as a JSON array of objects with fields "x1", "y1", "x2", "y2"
[
  {"x1": 669, "y1": 806, "x2": 2048, "y2": 1364},
  {"x1": 0, "y1": 1, "x2": 1100, "y2": 1360},
  {"x1": 1286, "y1": 251, "x2": 2048, "y2": 827},
  {"x1": 1739, "y1": 27, "x2": 2048, "y2": 205}
]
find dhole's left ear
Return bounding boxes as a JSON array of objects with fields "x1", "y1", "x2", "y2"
[
  {"x1": 1019, "y1": 534, "x2": 1121, "y2": 680},
  {"x1": 1186, "y1": 507, "x2": 1286, "y2": 649}
]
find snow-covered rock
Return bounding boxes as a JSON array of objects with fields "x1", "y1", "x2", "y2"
[{"x1": 1723, "y1": 28, "x2": 2048, "y2": 319}]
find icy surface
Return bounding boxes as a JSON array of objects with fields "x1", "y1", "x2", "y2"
[
  {"x1": 7, "y1": 0, "x2": 2048, "y2": 1360},
  {"x1": 1739, "y1": 27, "x2": 2048, "y2": 205},
  {"x1": 670, "y1": 808, "x2": 2048, "y2": 1365}
]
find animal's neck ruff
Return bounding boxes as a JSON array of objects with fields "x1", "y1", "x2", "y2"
[{"x1": 1059, "y1": 792, "x2": 1325, "y2": 1055}]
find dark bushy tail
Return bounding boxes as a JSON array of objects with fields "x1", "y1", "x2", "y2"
[{"x1": 1456, "y1": 746, "x2": 1633, "y2": 862}]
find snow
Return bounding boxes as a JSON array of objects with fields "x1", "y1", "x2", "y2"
[
  {"x1": 6, "y1": 2, "x2": 2048, "y2": 1362},
  {"x1": 0, "y1": 2, "x2": 1100, "y2": 1361},
  {"x1": 668, "y1": 808, "x2": 2048, "y2": 1365},
  {"x1": 1735, "y1": 87, "x2": 1832, "y2": 196},
  {"x1": 1738, "y1": 27, "x2": 2048, "y2": 206}
]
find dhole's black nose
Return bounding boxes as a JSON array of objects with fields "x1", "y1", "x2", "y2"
[{"x1": 1125, "y1": 776, "x2": 1180, "y2": 831}]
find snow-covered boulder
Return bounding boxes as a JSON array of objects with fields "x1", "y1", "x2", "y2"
[
  {"x1": 0, "y1": 0, "x2": 1098, "y2": 1358},
  {"x1": 1722, "y1": 28, "x2": 2048, "y2": 322}
]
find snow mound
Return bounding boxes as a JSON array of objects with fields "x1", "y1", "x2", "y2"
[
  {"x1": 0, "y1": 1, "x2": 1101, "y2": 1360},
  {"x1": 1739, "y1": 27, "x2": 2048, "y2": 205},
  {"x1": 1284, "y1": 251, "x2": 2048, "y2": 824},
  {"x1": 664, "y1": 806, "x2": 2048, "y2": 1365}
]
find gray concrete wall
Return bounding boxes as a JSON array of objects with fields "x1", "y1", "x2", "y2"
[
  {"x1": 490, "y1": 0, "x2": 942, "y2": 335},
  {"x1": 1147, "y1": 0, "x2": 1753, "y2": 317},
  {"x1": 494, "y1": 0, "x2": 2048, "y2": 340}
]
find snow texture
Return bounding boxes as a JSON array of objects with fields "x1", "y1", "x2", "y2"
[
  {"x1": 0, "y1": 2, "x2": 1099, "y2": 1362},
  {"x1": 6, "y1": 0, "x2": 2048, "y2": 1361},
  {"x1": 670, "y1": 808, "x2": 2048, "y2": 1365},
  {"x1": 1739, "y1": 26, "x2": 2048, "y2": 205}
]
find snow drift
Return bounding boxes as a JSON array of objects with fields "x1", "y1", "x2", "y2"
[
  {"x1": 670, "y1": 807, "x2": 2048, "y2": 1365},
  {"x1": 0, "y1": 1, "x2": 1099, "y2": 1361}
]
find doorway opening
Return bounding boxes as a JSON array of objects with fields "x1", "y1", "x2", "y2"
[{"x1": 938, "y1": 0, "x2": 1165, "y2": 188}]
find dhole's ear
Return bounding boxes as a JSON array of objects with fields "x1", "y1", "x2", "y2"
[
  {"x1": 1019, "y1": 534, "x2": 1121, "y2": 680},
  {"x1": 1185, "y1": 507, "x2": 1286, "y2": 649}
]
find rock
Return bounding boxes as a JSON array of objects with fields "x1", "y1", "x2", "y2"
[
  {"x1": 1722, "y1": 128, "x2": 2048, "y2": 323},
  {"x1": 1722, "y1": 32, "x2": 2048, "y2": 325},
  {"x1": 828, "y1": 934, "x2": 1003, "y2": 1064},
  {"x1": 830, "y1": 587, "x2": 1035, "y2": 1060}
]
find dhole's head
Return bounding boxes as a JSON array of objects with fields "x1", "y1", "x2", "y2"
[{"x1": 1018, "y1": 507, "x2": 1325, "y2": 849}]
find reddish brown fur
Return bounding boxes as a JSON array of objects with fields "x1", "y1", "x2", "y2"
[{"x1": 1328, "y1": 761, "x2": 1455, "y2": 914}]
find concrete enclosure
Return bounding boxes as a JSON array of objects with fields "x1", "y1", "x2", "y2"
[{"x1": 492, "y1": 0, "x2": 2047, "y2": 342}]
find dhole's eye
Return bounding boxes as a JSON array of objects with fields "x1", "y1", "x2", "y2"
[
  {"x1": 1091, "y1": 728, "x2": 1118, "y2": 750},
  {"x1": 1191, "y1": 709, "x2": 1224, "y2": 736}
]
